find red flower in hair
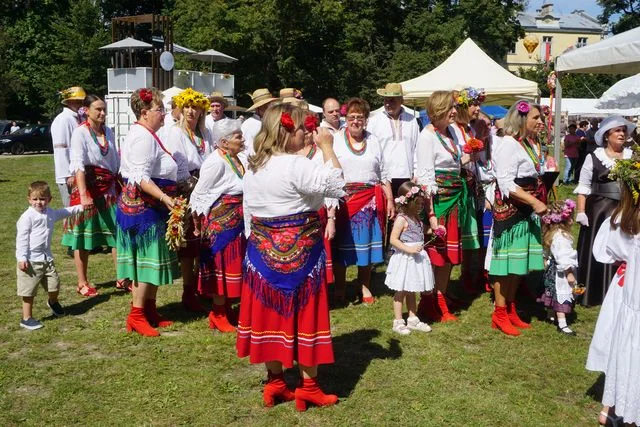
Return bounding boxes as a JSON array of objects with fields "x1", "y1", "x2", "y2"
[
  {"x1": 139, "y1": 89, "x2": 153, "y2": 103},
  {"x1": 280, "y1": 113, "x2": 295, "y2": 131},
  {"x1": 340, "y1": 104, "x2": 348, "y2": 116},
  {"x1": 304, "y1": 115, "x2": 319, "y2": 132}
]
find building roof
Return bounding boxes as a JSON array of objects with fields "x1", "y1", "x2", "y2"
[{"x1": 517, "y1": 3, "x2": 603, "y2": 33}]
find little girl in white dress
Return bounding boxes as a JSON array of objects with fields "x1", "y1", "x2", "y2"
[{"x1": 385, "y1": 182, "x2": 436, "y2": 335}]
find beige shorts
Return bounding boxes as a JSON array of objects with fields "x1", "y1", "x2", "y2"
[{"x1": 16, "y1": 261, "x2": 61, "y2": 297}]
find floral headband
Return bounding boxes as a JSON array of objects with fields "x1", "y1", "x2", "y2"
[
  {"x1": 541, "y1": 199, "x2": 576, "y2": 224},
  {"x1": 173, "y1": 88, "x2": 210, "y2": 111},
  {"x1": 456, "y1": 87, "x2": 486, "y2": 107},
  {"x1": 516, "y1": 101, "x2": 530, "y2": 116},
  {"x1": 609, "y1": 145, "x2": 640, "y2": 204},
  {"x1": 394, "y1": 186, "x2": 424, "y2": 205}
]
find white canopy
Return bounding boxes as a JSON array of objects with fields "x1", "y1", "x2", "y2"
[
  {"x1": 596, "y1": 73, "x2": 640, "y2": 109},
  {"x1": 400, "y1": 38, "x2": 539, "y2": 104},
  {"x1": 540, "y1": 98, "x2": 640, "y2": 117},
  {"x1": 556, "y1": 26, "x2": 640, "y2": 74},
  {"x1": 190, "y1": 49, "x2": 238, "y2": 64},
  {"x1": 99, "y1": 37, "x2": 152, "y2": 50}
]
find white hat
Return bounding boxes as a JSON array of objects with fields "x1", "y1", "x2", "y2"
[{"x1": 595, "y1": 116, "x2": 636, "y2": 146}]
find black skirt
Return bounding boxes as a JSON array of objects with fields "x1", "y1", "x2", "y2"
[{"x1": 576, "y1": 194, "x2": 618, "y2": 307}]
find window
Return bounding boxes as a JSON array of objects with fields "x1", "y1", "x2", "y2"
[
  {"x1": 508, "y1": 42, "x2": 516, "y2": 54},
  {"x1": 541, "y1": 36, "x2": 553, "y2": 61},
  {"x1": 577, "y1": 37, "x2": 588, "y2": 48}
]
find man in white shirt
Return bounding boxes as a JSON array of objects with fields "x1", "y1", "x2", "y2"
[
  {"x1": 204, "y1": 91, "x2": 230, "y2": 147},
  {"x1": 319, "y1": 98, "x2": 342, "y2": 135},
  {"x1": 51, "y1": 86, "x2": 85, "y2": 207},
  {"x1": 240, "y1": 88, "x2": 276, "y2": 161},
  {"x1": 367, "y1": 83, "x2": 419, "y2": 196}
]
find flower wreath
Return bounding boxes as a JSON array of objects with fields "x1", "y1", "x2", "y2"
[
  {"x1": 609, "y1": 145, "x2": 640, "y2": 204},
  {"x1": 280, "y1": 112, "x2": 295, "y2": 131},
  {"x1": 139, "y1": 88, "x2": 153, "y2": 103},
  {"x1": 173, "y1": 88, "x2": 210, "y2": 111},
  {"x1": 394, "y1": 185, "x2": 425, "y2": 205},
  {"x1": 541, "y1": 199, "x2": 576, "y2": 224},
  {"x1": 456, "y1": 87, "x2": 486, "y2": 107},
  {"x1": 516, "y1": 100, "x2": 530, "y2": 116}
]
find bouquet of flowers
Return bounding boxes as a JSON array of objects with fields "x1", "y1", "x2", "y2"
[
  {"x1": 462, "y1": 137, "x2": 484, "y2": 154},
  {"x1": 166, "y1": 196, "x2": 188, "y2": 251}
]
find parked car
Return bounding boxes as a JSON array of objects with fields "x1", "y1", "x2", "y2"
[
  {"x1": 0, "y1": 123, "x2": 52, "y2": 155},
  {"x1": 0, "y1": 120, "x2": 28, "y2": 135}
]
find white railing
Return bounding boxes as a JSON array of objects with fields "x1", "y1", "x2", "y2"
[{"x1": 107, "y1": 68, "x2": 235, "y2": 97}]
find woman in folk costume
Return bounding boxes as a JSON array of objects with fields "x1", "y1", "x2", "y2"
[
  {"x1": 117, "y1": 88, "x2": 180, "y2": 337},
  {"x1": 61, "y1": 94, "x2": 121, "y2": 297},
  {"x1": 488, "y1": 100, "x2": 547, "y2": 337},
  {"x1": 414, "y1": 91, "x2": 479, "y2": 323},
  {"x1": 165, "y1": 88, "x2": 213, "y2": 312},
  {"x1": 191, "y1": 119, "x2": 245, "y2": 332},
  {"x1": 332, "y1": 97, "x2": 394, "y2": 305},
  {"x1": 574, "y1": 116, "x2": 635, "y2": 307},
  {"x1": 237, "y1": 102, "x2": 345, "y2": 410},
  {"x1": 586, "y1": 149, "x2": 640, "y2": 426},
  {"x1": 451, "y1": 87, "x2": 487, "y2": 295}
]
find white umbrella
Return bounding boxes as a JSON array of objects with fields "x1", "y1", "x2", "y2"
[
  {"x1": 99, "y1": 37, "x2": 153, "y2": 68},
  {"x1": 190, "y1": 49, "x2": 238, "y2": 72},
  {"x1": 596, "y1": 73, "x2": 640, "y2": 110}
]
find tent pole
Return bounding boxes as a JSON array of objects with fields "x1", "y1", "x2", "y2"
[{"x1": 553, "y1": 73, "x2": 562, "y2": 172}]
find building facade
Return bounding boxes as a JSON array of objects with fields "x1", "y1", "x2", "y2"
[{"x1": 506, "y1": 3, "x2": 606, "y2": 72}]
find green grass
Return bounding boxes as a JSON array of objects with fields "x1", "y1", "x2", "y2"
[{"x1": 0, "y1": 154, "x2": 601, "y2": 426}]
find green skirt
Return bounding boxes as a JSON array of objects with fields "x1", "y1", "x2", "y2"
[
  {"x1": 61, "y1": 197, "x2": 117, "y2": 250},
  {"x1": 116, "y1": 224, "x2": 179, "y2": 286},
  {"x1": 489, "y1": 216, "x2": 544, "y2": 276}
]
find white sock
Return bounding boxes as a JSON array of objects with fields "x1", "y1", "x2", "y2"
[{"x1": 557, "y1": 317, "x2": 568, "y2": 328}]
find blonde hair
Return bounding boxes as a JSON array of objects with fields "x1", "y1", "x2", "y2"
[
  {"x1": 503, "y1": 100, "x2": 541, "y2": 138},
  {"x1": 130, "y1": 88, "x2": 163, "y2": 119},
  {"x1": 28, "y1": 181, "x2": 51, "y2": 198},
  {"x1": 541, "y1": 201, "x2": 573, "y2": 250},
  {"x1": 248, "y1": 102, "x2": 307, "y2": 172},
  {"x1": 178, "y1": 109, "x2": 207, "y2": 138},
  {"x1": 611, "y1": 183, "x2": 640, "y2": 235},
  {"x1": 425, "y1": 91, "x2": 453, "y2": 123},
  {"x1": 452, "y1": 90, "x2": 471, "y2": 124}
]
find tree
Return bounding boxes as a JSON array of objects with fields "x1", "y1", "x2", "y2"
[{"x1": 598, "y1": 0, "x2": 640, "y2": 34}]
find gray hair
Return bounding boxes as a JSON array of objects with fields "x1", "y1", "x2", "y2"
[
  {"x1": 503, "y1": 100, "x2": 541, "y2": 138},
  {"x1": 214, "y1": 119, "x2": 242, "y2": 144}
]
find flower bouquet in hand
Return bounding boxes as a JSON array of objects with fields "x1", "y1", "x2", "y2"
[
  {"x1": 166, "y1": 196, "x2": 188, "y2": 251},
  {"x1": 425, "y1": 225, "x2": 447, "y2": 246},
  {"x1": 462, "y1": 137, "x2": 484, "y2": 154}
]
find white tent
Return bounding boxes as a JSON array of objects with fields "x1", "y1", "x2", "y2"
[
  {"x1": 400, "y1": 38, "x2": 539, "y2": 105},
  {"x1": 556, "y1": 26, "x2": 640, "y2": 74},
  {"x1": 371, "y1": 105, "x2": 419, "y2": 117},
  {"x1": 596, "y1": 73, "x2": 640, "y2": 109},
  {"x1": 539, "y1": 98, "x2": 640, "y2": 117}
]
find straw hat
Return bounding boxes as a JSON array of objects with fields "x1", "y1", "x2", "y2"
[
  {"x1": 376, "y1": 83, "x2": 404, "y2": 97},
  {"x1": 279, "y1": 88, "x2": 296, "y2": 98},
  {"x1": 60, "y1": 86, "x2": 86, "y2": 105},
  {"x1": 595, "y1": 116, "x2": 636, "y2": 146},
  {"x1": 208, "y1": 91, "x2": 228, "y2": 107},
  {"x1": 247, "y1": 88, "x2": 276, "y2": 111}
]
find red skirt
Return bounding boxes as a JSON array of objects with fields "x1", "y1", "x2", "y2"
[
  {"x1": 236, "y1": 276, "x2": 334, "y2": 369},
  {"x1": 198, "y1": 235, "x2": 244, "y2": 298},
  {"x1": 426, "y1": 205, "x2": 462, "y2": 266}
]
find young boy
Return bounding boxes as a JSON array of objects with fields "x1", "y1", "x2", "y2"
[{"x1": 15, "y1": 181, "x2": 82, "y2": 330}]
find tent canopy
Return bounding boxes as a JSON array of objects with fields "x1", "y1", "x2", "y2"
[
  {"x1": 99, "y1": 37, "x2": 152, "y2": 50},
  {"x1": 556, "y1": 26, "x2": 640, "y2": 74},
  {"x1": 480, "y1": 105, "x2": 508, "y2": 119},
  {"x1": 400, "y1": 38, "x2": 539, "y2": 105},
  {"x1": 539, "y1": 97, "x2": 640, "y2": 117}
]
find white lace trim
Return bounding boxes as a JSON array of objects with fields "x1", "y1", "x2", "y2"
[
  {"x1": 69, "y1": 161, "x2": 85, "y2": 174},
  {"x1": 573, "y1": 184, "x2": 591, "y2": 196},
  {"x1": 594, "y1": 147, "x2": 632, "y2": 170},
  {"x1": 190, "y1": 191, "x2": 220, "y2": 216},
  {"x1": 324, "y1": 197, "x2": 340, "y2": 210},
  {"x1": 317, "y1": 161, "x2": 346, "y2": 199},
  {"x1": 126, "y1": 169, "x2": 151, "y2": 186}
]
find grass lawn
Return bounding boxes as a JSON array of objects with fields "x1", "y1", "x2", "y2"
[{"x1": 0, "y1": 154, "x2": 603, "y2": 426}]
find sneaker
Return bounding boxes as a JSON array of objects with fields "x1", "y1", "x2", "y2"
[
  {"x1": 20, "y1": 317, "x2": 43, "y2": 330},
  {"x1": 407, "y1": 316, "x2": 432, "y2": 332},
  {"x1": 392, "y1": 319, "x2": 411, "y2": 335},
  {"x1": 47, "y1": 300, "x2": 65, "y2": 317}
]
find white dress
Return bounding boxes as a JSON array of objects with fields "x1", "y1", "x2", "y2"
[
  {"x1": 190, "y1": 149, "x2": 244, "y2": 217},
  {"x1": 165, "y1": 125, "x2": 213, "y2": 182},
  {"x1": 385, "y1": 214, "x2": 435, "y2": 292},
  {"x1": 548, "y1": 231, "x2": 578, "y2": 306}
]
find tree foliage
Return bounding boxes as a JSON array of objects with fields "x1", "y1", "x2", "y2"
[{"x1": 598, "y1": 0, "x2": 640, "y2": 34}]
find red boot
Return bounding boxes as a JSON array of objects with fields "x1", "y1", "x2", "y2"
[
  {"x1": 126, "y1": 306, "x2": 160, "y2": 337},
  {"x1": 208, "y1": 304, "x2": 236, "y2": 332},
  {"x1": 491, "y1": 305, "x2": 520, "y2": 336},
  {"x1": 436, "y1": 291, "x2": 458, "y2": 322},
  {"x1": 295, "y1": 377, "x2": 338, "y2": 412},
  {"x1": 182, "y1": 289, "x2": 206, "y2": 313},
  {"x1": 263, "y1": 371, "x2": 294, "y2": 407},
  {"x1": 418, "y1": 292, "x2": 441, "y2": 322},
  {"x1": 144, "y1": 299, "x2": 173, "y2": 328},
  {"x1": 507, "y1": 301, "x2": 531, "y2": 329}
]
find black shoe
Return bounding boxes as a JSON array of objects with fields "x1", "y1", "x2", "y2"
[
  {"x1": 66, "y1": 247, "x2": 74, "y2": 258},
  {"x1": 557, "y1": 325, "x2": 576, "y2": 336},
  {"x1": 47, "y1": 300, "x2": 65, "y2": 317}
]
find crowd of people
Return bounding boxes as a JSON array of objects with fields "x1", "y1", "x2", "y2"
[{"x1": 14, "y1": 83, "x2": 640, "y2": 422}]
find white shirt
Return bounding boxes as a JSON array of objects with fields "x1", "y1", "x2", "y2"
[
  {"x1": 306, "y1": 146, "x2": 340, "y2": 209},
  {"x1": 574, "y1": 147, "x2": 632, "y2": 196},
  {"x1": 366, "y1": 109, "x2": 419, "y2": 180},
  {"x1": 332, "y1": 130, "x2": 390, "y2": 185},
  {"x1": 205, "y1": 115, "x2": 231, "y2": 147},
  {"x1": 549, "y1": 230, "x2": 578, "y2": 303},
  {"x1": 190, "y1": 150, "x2": 244, "y2": 216},
  {"x1": 119, "y1": 124, "x2": 178, "y2": 184},
  {"x1": 493, "y1": 135, "x2": 540, "y2": 198},
  {"x1": 165, "y1": 125, "x2": 212, "y2": 181},
  {"x1": 414, "y1": 126, "x2": 463, "y2": 195},
  {"x1": 319, "y1": 119, "x2": 342, "y2": 135},
  {"x1": 69, "y1": 124, "x2": 119, "y2": 175},
  {"x1": 240, "y1": 115, "x2": 262, "y2": 161},
  {"x1": 51, "y1": 107, "x2": 80, "y2": 183},
  {"x1": 157, "y1": 115, "x2": 179, "y2": 143},
  {"x1": 16, "y1": 205, "x2": 82, "y2": 262},
  {"x1": 243, "y1": 154, "x2": 346, "y2": 236},
  {"x1": 10, "y1": 125, "x2": 20, "y2": 133}
]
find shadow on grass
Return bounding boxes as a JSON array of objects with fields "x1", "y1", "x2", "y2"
[
  {"x1": 157, "y1": 302, "x2": 208, "y2": 324},
  {"x1": 586, "y1": 373, "x2": 605, "y2": 402},
  {"x1": 318, "y1": 328, "x2": 402, "y2": 398},
  {"x1": 64, "y1": 293, "x2": 111, "y2": 316}
]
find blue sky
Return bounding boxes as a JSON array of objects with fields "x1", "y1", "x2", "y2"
[{"x1": 525, "y1": 0, "x2": 603, "y2": 18}]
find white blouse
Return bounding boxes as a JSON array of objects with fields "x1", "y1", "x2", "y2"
[
  {"x1": 332, "y1": 130, "x2": 390, "y2": 185},
  {"x1": 366, "y1": 109, "x2": 419, "y2": 180},
  {"x1": 165, "y1": 125, "x2": 213, "y2": 181},
  {"x1": 307, "y1": 146, "x2": 340, "y2": 209},
  {"x1": 493, "y1": 135, "x2": 540, "y2": 198},
  {"x1": 119, "y1": 124, "x2": 178, "y2": 184},
  {"x1": 243, "y1": 154, "x2": 346, "y2": 236},
  {"x1": 190, "y1": 150, "x2": 244, "y2": 216},
  {"x1": 414, "y1": 126, "x2": 462, "y2": 196},
  {"x1": 574, "y1": 147, "x2": 632, "y2": 196},
  {"x1": 69, "y1": 124, "x2": 119, "y2": 174},
  {"x1": 549, "y1": 230, "x2": 579, "y2": 303},
  {"x1": 240, "y1": 115, "x2": 262, "y2": 160}
]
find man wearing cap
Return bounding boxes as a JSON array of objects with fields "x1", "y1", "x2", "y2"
[
  {"x1": 240, "y1": 88, "x2": 276, "y2": 160},
  {"x1": 51, "y1": 86, "x2": 85, "y2": 207},
  {"x1": 320, "y1": 98, "x2": 342, "y2": 135},
  {"x1": 366, "y1": 83, "x2": 419, "y2": 196},
  {"x1": 205, "y1": 91, "x2": 230, "y2": 147}
]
